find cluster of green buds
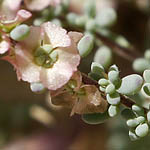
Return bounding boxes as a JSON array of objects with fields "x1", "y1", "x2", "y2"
[
  {"x1": 33, "y1": 0, "x2": 69, "y2": 26},
  {"x1": 121, "y1": 105, "x2": 149, "y2": 141},
  {"x1": 67, "y1": 0, "x2": 117, "y2": 33},
  {"x1": 141, "y1": 70, "x2": 150, "y2": 98},
  {"x1": 98, "y1": 64, "x2": 121, "y2": 117},
  {"x1": 133, "y1": 49, "x2": 150, "y2": 73}
]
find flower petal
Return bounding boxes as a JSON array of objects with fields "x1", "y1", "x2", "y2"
[
  {"x1": 24, "y1": 0, "x2": 51, "y2": 11},
  {"x1": 19, "y1": 26, "x2": 41, "y2": 51},
  {"x1": 0, "y1": 40, "x2": 10, "y2": 54},
  {"x1": 71, "y1": 85, "x2": 108, "y2": 115},
  {"x1": 42, "y1": 22, "x2": 71, "y2": 48},
  {"x1": 68, "y1": 32, "x2": 83, "y2": 44},
  {"x1": 14, "y1": 44, "x2": 41, "y2": 83}
]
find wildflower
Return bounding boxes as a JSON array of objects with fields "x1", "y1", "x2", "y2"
[{"x1": 4, "y1": 22, "x2": 82, "y2": 90}]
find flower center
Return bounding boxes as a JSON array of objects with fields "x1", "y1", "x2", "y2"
[{"x1": 34, "y1": 44, "x2": 58, "y2": 68}]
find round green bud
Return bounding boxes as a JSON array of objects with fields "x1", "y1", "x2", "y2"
[
  {"x1": 33, "y1": 18, "x2": 46, "y2": 26},
  {"x1": 106, "y1": 92, "x2": 120, "y2": 105},
  {"x1": 129, "y1": 130, "x2": 139, "y2": 141},
  {"x1": 99, "y1": 86, "x2": 106, "y2": 92},
  {"x1": 137, "y1": 116, "x2": 145, "y2": 124},
  {"x1": 132, "y1": 104, "x2": 144, "y2": 116},
  {"x1": 133, "y1": 58, "x2": 150, "y2": 73},
  {"x1": 66, "y1": 13, "x2": 78, "y2": 25},
  {"x1": 121, "y1": 109, "x2": 136, "y2": 120},
  {"x1": 98, "y1": 78, "x2": 109, "y2": 87},
  {"x1": 108, "y1": 105, "x2": 119, "y2": 117},
  {"x1": 94, "y1": 46, "x2": 112, "y2": 69},
  {"x1": 10, "y1": 24, "x2": 30, "y2": 41},
  {"x1": 75, "y1": 15, "x2": 87, "y2": 27},
  {"x1": 95, "y1": 8, "x2": 117, "y2": 27},
  {"x1": 91, "y1": 62, "x2": 104, "y2": 75},
  {"x1": 85, "y1": 19, "x2": 96, "y2": 32},
  {"x1": 117, "y1": 74, "x2": 143, "y2": 95},
  {"x1": 142, "y1": 83, "x2": 150, "y2": 97},
  {"x1": 115, "y1": 36, "x2": 130, "y2": 48},
  {"x1": 106, "y1": 84, "x2": 116, "y2": 95},
  {"x1": 126, "y1": 118, "x2": 139, "y2": 128},
  {"x1": 144, "y1": 49, "x2": 150, "y2": 60},
  {"x1": 108, "y1": 70, "x2": 119, "y2": 86},
  {"x1": 82, "y1": 112, "x2": 109, "y2": 125},
  {"x1": 51, "y1": 19, "x2": 62, "y2": 26},
  {"x1": 143, "y1": 70, "x2": 150, "y2": 83},
  {"x1": 84, "y1": 0, "x2": 96, "y2": 18},
  {"x1": 30, "y1": 82, "x2": 46, "y2": 94},
  {"x1": 77, "y1": 35, "x2": 94, "y2": 58},
  {"x1": 135, "y1": 123, "x2": 149, "y2": 137}
]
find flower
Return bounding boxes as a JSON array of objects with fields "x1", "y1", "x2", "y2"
[
  {"x1": 4, "y1": 22, "x2": 82, "y2": 90},
  {"x1": 50, "y1": 71, "x2": 108, "y2": 115},
  {"x1": 24, "y1": 0, "x2": 61, "y2": 11}
]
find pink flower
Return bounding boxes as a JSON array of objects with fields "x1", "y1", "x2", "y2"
[
  {"x1": 24, "y1": 0, "x2": 61, "y2": 11},
  {"x1": 50, "y1": 71, "x2": 108, "y2": 115},
  {"x1": 4, "y1": 22, "x2": 82, "y2": 90}
]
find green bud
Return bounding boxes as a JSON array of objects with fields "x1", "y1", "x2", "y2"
[
  {"x1": 133, "y1": 58, "x2": 150, "y2": 73},
  {"x1": 77, "y1": 35, "x2": 94, "y2": 58},
  {"x1": 85, "y1": 19, "x2": 96, "y2": 32},
  {"x1": 137, "y1": 116, "x2": 145, "y2": 124},
  {"x1": 99, "y1": 86, "x2": 106, "y2": 92},
  {"x1": 115, "y1": 36, "x2": 130, "y2": 48},
  {"x1": 117, "y1": 74, "x2": 143, "y2": 95},
  {"x1": 75, "y1": 15, "x2": 87, "y2": 27},
  {"x1": 67, "y1": 13, "x2": 78, "y2": 25},
  {"x1": 94, "y1": 46, "x2": 112, "y2": 69},
  {"x1": 132, "y1": 104, "x2": 144, "y2": 116},
  {"x1": 135, "y1": 123, "x2": 149, "y2": 137},
  {"x1": 142, "y1": 83, "x2": 150, "y2": 97},
  {"x1": 129, "y1": 130, "x2": 139, "y2": 141},
  {"x1": 30, "y1": 82, "x2": 46, "y2": 93},
  {"x1": 82, "y1": 112, "x2": 109, "y2": 125},
  {"x1": 143, "y1": 70, "x2": 150, "y2": 83},
  {"x1": 144, "y1": 49, "x2": 150, "y2": 60},
  {"x1": 121, "y1": 109, "x2": 136, "y2": 120},
  {"x1": 98, "y1": 78, "x2": 109, "y2": 87},
  {"x1": 126, "y1": 118, "x2": 139, "y2": 128},
  {"x1": 51, "y1": 19, "x2": 62, "y2": 26},
  {"x1": 95, "y1": 8, "x2": 117, "y2": 27},
  {"x1": 106, "y1": 84, "x2": 116, "y2": 94},
  {"x1": 106, "y1": 92, "x2": 120, "y2": 105},
  {"x1": 84, "y1": 0, "x2": 96, "y2": 18},
  {"x1": 91, "y1": 62, "x2": 104, "y2": 75},
  {"x1": 10, "y1": 24, "x2": 30, "y2": 41},
  {"x1": 33, "y1": 18, "x2": 46, "y2": 26},
  {"x1": 108, "y1": 70, "x2": 120, "y2": 86},
  {"x1": 108, "y1": 105, "x2": 119, "y2": 117}
]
